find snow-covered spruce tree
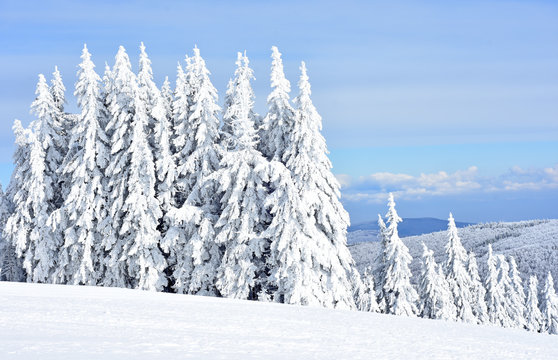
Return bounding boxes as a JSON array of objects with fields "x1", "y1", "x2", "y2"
[
  {"x1": 162, "y1": 47, "x2": 222, "y2": 296},
  {"x1": 258, "y1": 46, "x2": 295, "y2": 162},
  {"x1": 380, "y1": 194, "x2": 418, "y2": 316},
  {"x1": 467, "y1": 252, "x2": 488, "y2": 324},
  {"x1": 53, "y1": 45, "x2": 109, "y2": 285},
  {"x1": 508, "y1": 256, "x2": 526, "y2": 328},
  {"x1": 485, "y1": 245, "x2": 511, "y2": 327},
  {"x1": 50, "y1": 66, "x2": 73, "y2": 154},
  {"x1": 444, "y1": 213, "x2": 475, "y2": 323},
  {"x1": 1, "y1": 121, "x2": 32, "y2": 282},
  {"x1": 211, "y1": 52, "x2": 271, "y2": 300},
  {"x1": 374, "y1": 214, "x2": 387, "y2": 312},
  {"x1": 264, "y1": 160, "x2": 327, "y2": 305},
  {"x1": 354, "y1": 266, "x2": 379, "y2": 312},
  {"x1": 525, "y1": 276, "x2": 543, "y2": 332},
  {"x1": 280, "y1": 61, "x2": 356, "y2": 310},
  {"x1": 160, "y1": 76, "x2": 173, "y2": 121},
  {"x1": 0, "y1": 182, "x2": 24, "y2": 281},
  {"x1": 418, "y1": 243, "x2": 456, "y2": 320},
  {"x1": 31, "y1": 73, "x2": 65, "y2": 211},
  {"x1": 137, "y1": 43, "x2": 175, "y2": 227},
  {"x1": 541, "y1": 272, "x2": 558, "y2": 334},
  {"x1": 495, "y1": 254, "x2": 516, "y2": 327},
  {"x1": 102, "y1": 46, "x2": 166, "y2": 290}
]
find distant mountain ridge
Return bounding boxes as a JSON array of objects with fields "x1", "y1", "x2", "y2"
[{"x1": 348, "y1": 217, "x2": 474, "y2": 242}]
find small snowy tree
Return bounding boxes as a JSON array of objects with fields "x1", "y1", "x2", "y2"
[
  {"x1": 1, "y1": 182, "x2": 24, "y2": 282},
  {"x1": 492, "y1": 254, "x2": 516, "y2": 328},
  {"x1": 281, "y1": 61, "x2": 356, "y2": 310},
  {"x1": 162, "y1": 47, "x2": 222, "y2": 295},
  {"x1": 485, "y1": 245, "x2": 511, "y2": 327},
  {"x1": 507, "y1": 256, "x2": 526, "y2": 328},
  {"x1": 444, "y1": 213, "x2": 475, "y2": 323},
  {"x1": 212, "y1": 52, "x2": 271, "y2": 300},
  {"x1": 381, "y1": 194, "x2": 418, "y2": 316},
  {"x1": 467, "y1": 252, "x2": 488, "y2": 324},
  {"x1": 50, "y1": 66, "x2": 72, "y2": 156},
  {"x1": 418, "y1": 243, "x2": 456, "y2": 320},
  {"x1": 54, "y1": 45, "x2": 109, "y2": 285},
  {"x1": 258, "y1": 46, "x2": 295, "y2": 162},
  {"x1": 525, "y1": 276, "x2": 543, "y2": 332},
  {"x1": 541, "y1": 272, "x2": 558, "y2": 334},
  {"x1": 355, "y1": 267, "x2": 379, "y2": 312},
  {"x1": 374, "y1": 214, "x2": 387, "y2": 312}
]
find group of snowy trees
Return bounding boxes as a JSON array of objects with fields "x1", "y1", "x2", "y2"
[
  {"x1": 0, "y1": 43, "x2": 556, "y2": 336},
  {"x1": 0, "y1": 43, "x2": 360, "y2": 309},
  {"x1": 365, "y1": 193, "x2": 558, "y2": 335}
]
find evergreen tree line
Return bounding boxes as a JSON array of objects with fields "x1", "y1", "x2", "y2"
[
  {"x1": 0, "y1": 43, "x2": 357, "y2": 309},
  {"x1": 364, "y1": 193, "x2": 558, "y2": 335}
]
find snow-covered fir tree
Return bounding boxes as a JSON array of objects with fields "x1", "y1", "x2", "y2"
[
  {"x1": 53, "y1": 45, "x2": 109, "y2": 285},
  {"x1": 212, "y1": 52, "x2": 271, "y2": 300},
  {"x1": 541, "y1": 272, "x2": 558, "y2": 334},
  {"x1": 258, "y1": 46, "x2": 295, "y2": 162},
  {"x1": 137, "y1": 43, "x2": 175, "y2": 226},
  {"x1": 467, "y1": 252, "x2": 488, "y2": 324},
  {"x1": 494, "y1": 254, "x2": 516, "y2": 328},
  {"x1": 374, "y1": 214, "x2": 388, "y2": 311},
  {"x1": 102, "y1": 46, "x2": 166, "y2": 290},
  {"x1": 507, "y1": 256, "x2": 526, "y2": 328},
  {"x1": 525, "y1": 276, "x2": 543, "y2": 332},
  {"x1": 418, "y1": 243, "x2": 456, "y2": 320},
  {"x1": 354, "y1": 266, "x2": 380, "y2": 312},
  {"x1": 444, "y1": 213, "x2": 475, "y2": 323},
  {"x1": 162, "y1": 47, "x2": 222, "y2": 296},
  {"x1": 281, "y1": 61, "x2": 356, "y2": 310},
  {"x1": 50, "y1": 66, "x2": 72, "y2": 156},
  {"x1": 160, "y1": 76, "x2": 173, "y2": 121},
  {"x1": 0, "y1": 182, "x2": 24, "y2": 282},
  {"x1": 380, "y1": 194, "x2": 418, "y2": 316},
  {"x1": 485, "y1": 245, "x2": 511, "y2": 327}
]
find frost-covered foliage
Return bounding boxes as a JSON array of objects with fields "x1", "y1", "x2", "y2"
[
  {"x1": 467, "y1": 252, "x2": 488, "y2": 323},
  {"x1": 212, "y1": 52, "x2": 271, "y2": 300},
  {"x1": 162, "y1": 47, "x2": 222, "y2": 296},
  {"x1": 259, "y1": 46, "x2": 295, "y2": 162},
  {"x1": 418, "y1": 243, "x2": 456, "y2": 320},
  {"x1": 507, "y1": 256, "x2": 526, "y2": 328},
  {"x1": 280, "y1": 61, "x2": 356, "y2": 310},
  {"x1": 444, "y1": 213, "x2": 475, "y2": 323},
  {"x1": 541, "y1": 272, "x2": 558, "y2": 334},
  {"x1": 54, "y1": 45, "x2": 109, "y2": 285},
  {"x1": 524, "y1": 276, "x2": 543, "y2": 332},
  {"x1": 380, "y1": 194, "x2": 418, "y2": 316},
  {"x1": 0, "y1": 183, "x2": 24, "y2": 282}
]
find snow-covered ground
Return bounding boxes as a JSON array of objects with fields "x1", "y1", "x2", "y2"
[
  {"x1": 1, "y1": 282, "x2": 557, "y2": 359},
  {"x1": 350, "y1": 219, "x2": 558, "y2": 286}
]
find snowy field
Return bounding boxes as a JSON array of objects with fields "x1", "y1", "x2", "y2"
[
  {"x1": 350, "y1": 219, "x2": 558, "y2": 285},
  {"x1": 1, "y1": 282, "x2": 557, "y2": 359}
]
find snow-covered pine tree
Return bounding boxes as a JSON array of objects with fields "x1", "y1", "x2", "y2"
[
  {"x1": 374, "y1": 214, "x2": 387, "y2": 312},
  {"x1": 162, "y1": 47, "x2": 222, "y2": 296},
  {"x1": 467, "y1": 252, "x2": 488, "y2": 324},
  {"x1": 50, "y1": 66, "x2": 72, "y2": 156},
  {"x1": 525, "y1": 276, "x2": 543, "y2": 332},
  {"x1": 281, "y1": 61, "x2": 356, "y2": 310},
  {"x1": 102, "y1": 46, "x2": 166, "y2": 290},
  {"x1": 356, "y1": 267, "x2": 380, "y2": 312},
  {"x1": 160, "y1": 76, "x2": 173, "y2": 121},
  {"x1": 54, "y1": 45, "x2": 109, "y2": 285},
  {"x1": 381, "y1": 194, "x2": 418, "y2": 316},
  {"x1": 258, "y1": 46, "x2": 295, "y2": 162},
  {"x1": 507, "y1": 255, "x2": 526, "y2": 328},
  {"x1": 485, "y1": 245, "x2": 510, "y2": 327},
  {"x1": 137, "y1": 43, "x2": 175, "y2": 227},
  {"x1": 541, "y1": 272, "x2": 558, "y2": 334},
  {"x1": 2, "y1": 121, "x2": 32, "y2": 282},
  {"x1": 444, "y1": 213, "x2": 475, "y2": 323},
  {"x1": 494, "y1": 254, "x2": 516, "y2": 328},
  {"x1": 0, "y1": 182, "x2": 24, "y2": 281},
  {"x1": 211, "y1": 52, "x2": 271, "y2": 301},
  {"x1": 418, "y1": 243, "x2": 456, "y2": 320},
  {"x1": 264, "y1": 160, "x2": 322, "y2": 305}
]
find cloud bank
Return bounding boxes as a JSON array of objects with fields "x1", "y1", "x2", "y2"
[{"x1": 337, "y1": 164, "x2": 558, "y2": 204}]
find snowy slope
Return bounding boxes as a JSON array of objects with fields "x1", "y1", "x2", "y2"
[
  {"x1": 350, "y1": 219, "x2": 558, "y2": 287},
  {"x1": 1, "y1": 282, "x2": 557, "y2": 359}
]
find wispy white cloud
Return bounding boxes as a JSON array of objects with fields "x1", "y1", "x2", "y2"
[{"x1": 337, "y1": 164, "x2": 558, "y2": 203}]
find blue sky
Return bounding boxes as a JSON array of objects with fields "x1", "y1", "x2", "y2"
[{"x1": 0, "y1": 0, "x2": 557, "y2": 224}]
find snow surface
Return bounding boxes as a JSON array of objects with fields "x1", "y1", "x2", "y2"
[{"x1": 1, "y1": 282, "x2": 557, "y2": 359}]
